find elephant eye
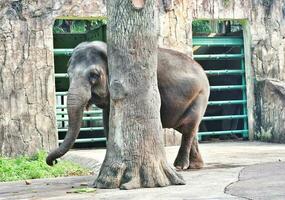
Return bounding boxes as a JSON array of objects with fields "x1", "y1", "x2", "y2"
[{"x1": 89, "y1": 72, "x2": 100, "y2": 84}]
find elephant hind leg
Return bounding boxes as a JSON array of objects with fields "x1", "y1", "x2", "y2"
[
  {"x1": 189, "y1": 136, "x2": 204, "y2": 169},
  {"x1": 174, "y1": 94, "x2": 207, "y2": 170},
  {"x1": 174, "y1": 125, "x2": 198, "y2": 170}
]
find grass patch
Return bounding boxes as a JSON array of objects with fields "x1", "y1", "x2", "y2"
[{"x1": 0, "y1": 151, "x2": 91, "y2": 182}]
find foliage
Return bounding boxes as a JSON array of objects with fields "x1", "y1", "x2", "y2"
[
  {"x1": 192, "y1": 20, "x2": 244, "y2": 34},
  {"x1": 0, "y1": 151, "x2": 91, "y2": 182},
  {"x1": 192, "y1": 20, "x2": 211, "y2": 33},
  {"x1": 67, "y1": 188, "x2": 97, "y2": 193},
  {"x1": 53, "y1": 19, "x2": 65, "y2": 33},
  {"x1": 223, "y1": 0, "x2": 231, "y2": 7},
  {"x1": 255, "y1": 127, "x2": 273, "y2": 142},
  {"x1": 53, "y1": 18, "x2": 107, "y2": 33}
]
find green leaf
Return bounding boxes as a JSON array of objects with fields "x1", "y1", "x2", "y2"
[
  {"x1": 68, "y1": 188, "x2": 96, "y2": 193},
  {"x1": 71, "y1": 21, "x2": 86, "y2": 33}
]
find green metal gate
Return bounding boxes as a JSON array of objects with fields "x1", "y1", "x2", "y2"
[
  {"x1": 193, "y1": 36, "x2": 248, "y2": 140},
  {"x1": 54, "y1": 23, "x2": 106, "y2": 145},
  {"x1": 54, "y1": 25, "x2": 248, "y2": 144}
]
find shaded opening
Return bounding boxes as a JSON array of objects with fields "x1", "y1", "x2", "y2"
[
  {"x1": 192, "y1": 20, "x2": 248, "y2": 141},
  {"x1": 53, "y1": 18, "x2": 107, "y2": 148}
]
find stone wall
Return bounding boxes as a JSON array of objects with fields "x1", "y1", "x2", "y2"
[
  {"x1": 193, "y1": 0, "x2": 285, "y2": 142},
  {"x1": 1, "y1": 0, "x2": 284, "y2": 156},
  {"x1": 0, "y1": 0, "x2": 106, "y2": 156}
]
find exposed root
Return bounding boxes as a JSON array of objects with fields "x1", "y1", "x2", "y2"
[
  {"x1": 94, "y1": 160, "x2": 185, "y2": 189},
  {"x1": 93, "y1": 161, "x2": 126, "y2": 189}
]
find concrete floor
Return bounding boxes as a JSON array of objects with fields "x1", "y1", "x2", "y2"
[
  {"x1": 63, "y1": 141, "x2": 285, "y2": 175},
  {"x1": 1, "y1": 141, "x2": 285, "y2": 200}
]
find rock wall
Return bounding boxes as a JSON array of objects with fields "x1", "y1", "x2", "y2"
[
  {"x1": 1, "y1": 0, "x2": 284, "y2": 156},
  {"x1": 159, "y1": 0, "x2": 193, "y2": 55},
  {"x1": 0, "y1": 0, "x2": 106, "y2": 156},
  {"x1": 193, "y1": 0, "x2": 285, "y2": 142},
  {"x1": 250, "y1": 0, "x2": 285, "y2": 142}
]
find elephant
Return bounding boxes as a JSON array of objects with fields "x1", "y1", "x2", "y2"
[{"x1": 46, "y1": 41, "x2": 210, "y2": 170}]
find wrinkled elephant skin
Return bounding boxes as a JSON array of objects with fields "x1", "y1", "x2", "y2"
[{"x1": 46, "y1": 41, "x2": 210, "y2": 170}]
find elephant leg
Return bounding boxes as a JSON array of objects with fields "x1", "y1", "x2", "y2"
[
  {"x1": 103, "y1": 108, "x2": 109, "y2": 140},
  {"x1": 174, "y1": 94, "x2": 207, "y2": 170},
  {"x1": 189, "y1": 136, "x2": 204, "y2": 169},
  {"x1": 174, "y1": 128, "x2": 194, "y2": 170}
]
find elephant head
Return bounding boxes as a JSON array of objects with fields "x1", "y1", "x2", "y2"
[{"x1": 46, "y1": 41, "x2": 109, "y2": 166}]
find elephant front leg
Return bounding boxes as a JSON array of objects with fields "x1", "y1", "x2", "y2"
[{"x1": 103, "y1": 108, "x2": 110, "y2": 140}]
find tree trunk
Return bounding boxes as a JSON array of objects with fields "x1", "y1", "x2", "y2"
[
  {"x1": 94, "y1": 0, "x2": 185, "y2": 189},
  {"x1": 0, "y1": 1, "x2": 58, "y2": 157}
]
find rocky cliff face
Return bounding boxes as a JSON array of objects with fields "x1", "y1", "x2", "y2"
[
  {"x1": 193, "y1": 0, "x2": 285, "y2": 142},
  {"x1": 0, "y1": 0, "x2": 106, "y2": 156},
  {"x1": 250, "y1": 0, "x2": 284, "y2": 142},
  {"x1": 0, "y1": 0, "x2": 284, "y2": 156}
]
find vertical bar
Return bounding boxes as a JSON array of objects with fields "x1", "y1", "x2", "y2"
[
  {"x1": 241, "y1": 47, "x2": 248, "y2": 138},
  {"x1": 198, "y1": 135, "x2": 202, "y2": 141}
]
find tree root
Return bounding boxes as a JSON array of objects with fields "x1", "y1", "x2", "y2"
[{"x1": 94, "y1": 160, "x2": 185, "y2": 189}]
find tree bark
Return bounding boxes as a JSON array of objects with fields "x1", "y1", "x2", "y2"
[
  {"x1": 0, "y1": 1, "x2": 58, "y2": 157},
  {"x1": 94, "y1": 0, "x2": 185, "y2": 189}
]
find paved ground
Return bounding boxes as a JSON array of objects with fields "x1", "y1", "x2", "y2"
[{"x1": 1, "y1": 141, "x2": 285, "y2": 200}]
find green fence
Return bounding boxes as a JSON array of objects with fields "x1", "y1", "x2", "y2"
[
  {"x1": 54, "y1": 23, "x2": 107, "y2": 144},
  {"x1": 54, "y1": 27, "x2": 248, "y2": 144},
  {"x1": 193, "y1": 36, "x2": 248, "y2": 140}
]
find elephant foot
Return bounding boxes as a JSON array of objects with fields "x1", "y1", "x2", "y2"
[
  {"x1": 188, "y1": 159, "x2": 204, "y2": 169},
  {"x1": 174, "y1": 155, "x2": 190, "y2": 170},
  {"x1": 189, "y1": 137, "x2": 204, "y2": 169}
]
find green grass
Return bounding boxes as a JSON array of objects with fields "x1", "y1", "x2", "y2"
[{"x1": 0, "y1": 151, "x2": 91, "y2": 182}]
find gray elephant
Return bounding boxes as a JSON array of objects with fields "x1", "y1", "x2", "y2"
[{"x1": 46, "y1": 41, "x2": 210, "y2": 170}]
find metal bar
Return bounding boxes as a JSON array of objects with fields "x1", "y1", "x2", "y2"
[
  {"x1": 202, "y1": 114, "x2": 247, "y2": 121},
  {"x1": 193, "y1": 54, "x2": 244, "y2": 60},
  {"x1": 210, "y1": 85, "x2": 246, "y2": 91},
  {"x1": 205, "y1": 69, "x2": 245, "y2": 75},
  {"x1": 208, "y1": 100, "x2": 247, "y2": 106},
  {"x1": 56, "y1": 110, "x2": 102, "y2": 115},
  {"x1": 56, "y1": 105, "x2": 67, "y2": 109},
  {"x1": 56, "y1": 16, "x2": 107, "y2": 20},
  {"x1": 241, "y1": 47, "x2": 248, "y2": 138},
  {"x1": 55, "y1": 87, "x2": 245, "y2": 96},
  {"x1": 59, "y1": 137, "x2": 106, "y2": 144},
  {"x1": 56, "y1": 105, "x2": 99, "y2": 109},
  {"x1": 56, "y1": 92, "x2": 68, "y2": 96},
  {"x1": 198, "y1": 129, "x2": 248, "y2": 136},
  {"x1": 58, "y1": 127, "x2": 104, "y2": 132},
  {"x1": 57, "y1": 116, "x2": 102, "y2": 121},
  {"x1": 192, "y1": 37, "x2": 244, "y2": 46},
  {"x1": 53, "y1": 49, "x2": 73, "y2": 56},
  {"x1": 55, "y1": 73, "x2": 69, "y2": 78}
]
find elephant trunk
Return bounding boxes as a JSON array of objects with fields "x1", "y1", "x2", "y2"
[{"x1": 46, "y1": 85, "x2": 90, "y2": 166}]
